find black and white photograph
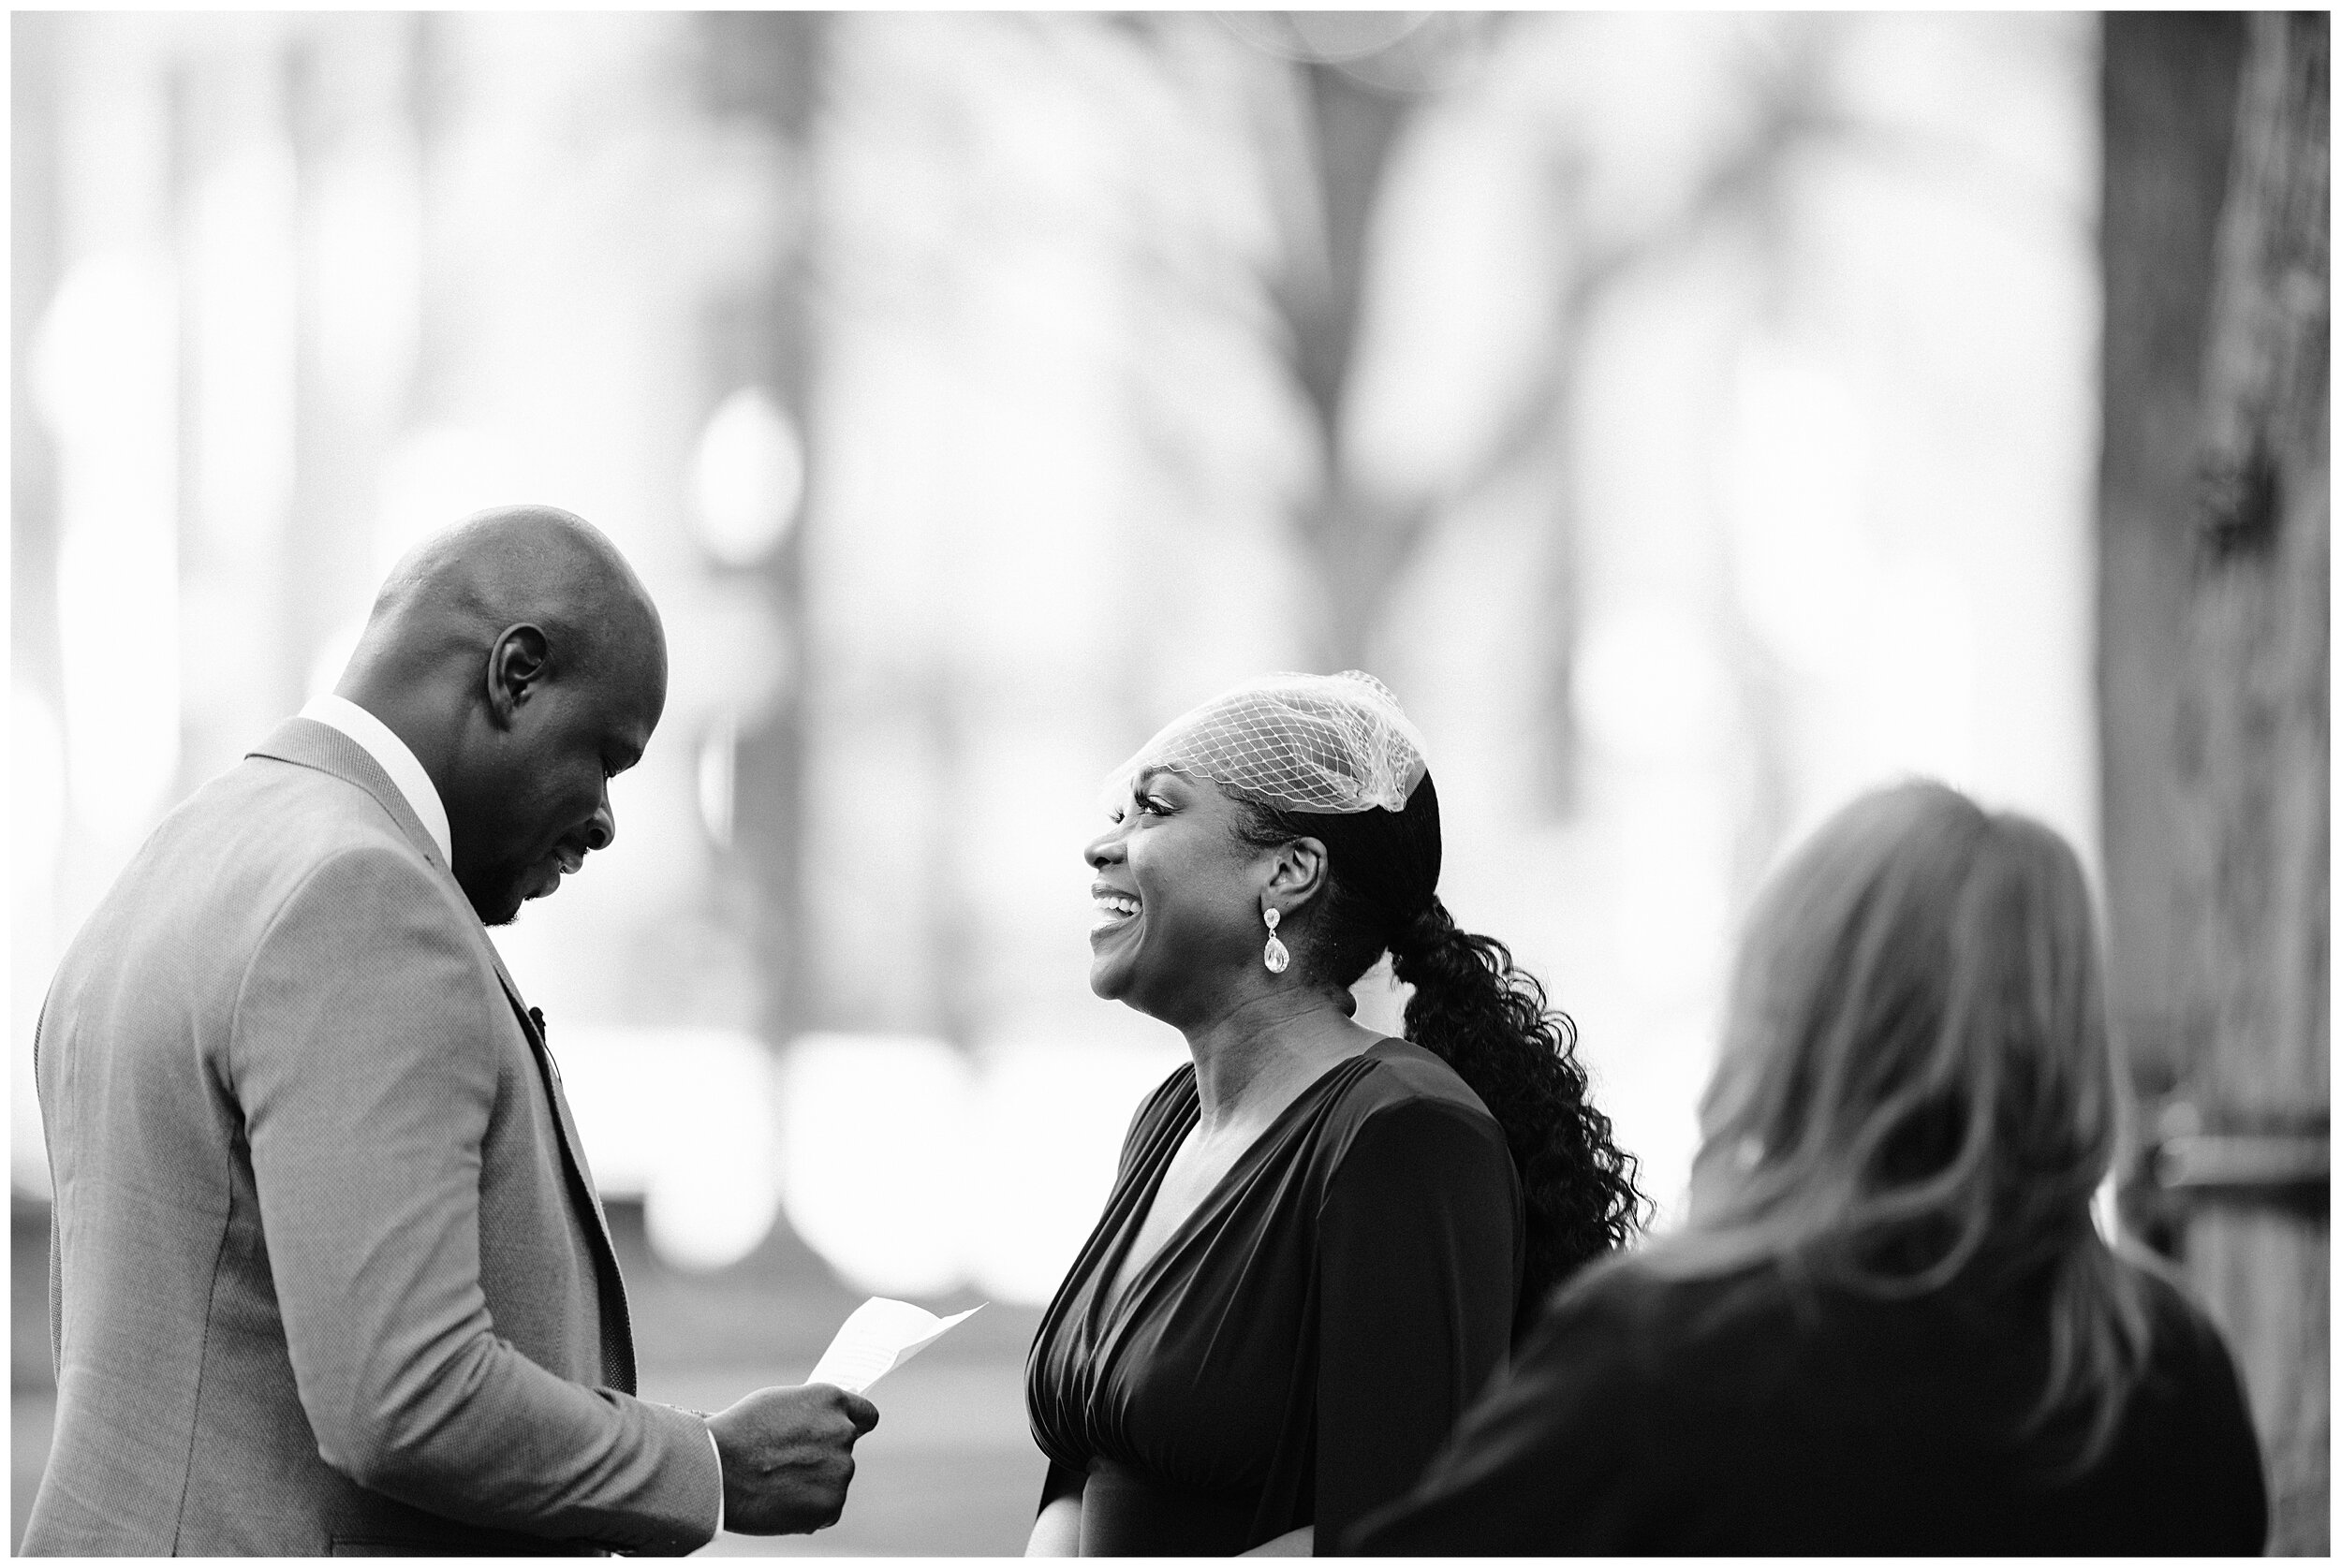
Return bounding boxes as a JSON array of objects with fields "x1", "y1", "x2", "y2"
[{"x1": 9, "y1": 7, "x2": 2326, "y2": 1557}]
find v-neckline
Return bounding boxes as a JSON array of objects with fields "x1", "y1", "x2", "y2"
[{"x1": 1090, "y1": 1041, "x2": 1391, "y2": 1341}]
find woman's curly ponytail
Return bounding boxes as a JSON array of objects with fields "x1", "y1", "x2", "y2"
[
  {"x1": 1235, "y1": 773, "x2": 1644, "y2": 1331},
  {"x1": 1391, "y1": 899, "x2": 1643, "y2": 1324}
]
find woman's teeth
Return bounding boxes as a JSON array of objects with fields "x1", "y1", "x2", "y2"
[{"x1": 1091, "y1": 893, "x2": 1140, "y2": 931}]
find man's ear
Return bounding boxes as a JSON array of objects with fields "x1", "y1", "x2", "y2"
[
  {"x1": 485, "y1": 623, "x2": 550, "y2": 728},
  {"x1": 1266, "y1": 836, "x2": 1331, "y2": 913}
]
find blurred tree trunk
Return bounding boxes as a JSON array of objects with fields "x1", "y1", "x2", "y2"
[
  {"x1": 2098, "y1": 15, "x2": 2250, "y2": 1102},
  {"x1": 697, "y1": 11, "x2": 824, "y2": 1048},
  {"x1": 2101, "y1": 14, "x2": 2328, "y2": 1554},
  {"x1": 1277, "y1": 59, "x2": 1424, "y2": 674},
  {"x1": 287, "y1": 16, "x2": 424, "y2": 721},
  {"x1": 2172, "y1": 12, "x2": 2329, "y2": 1552}
]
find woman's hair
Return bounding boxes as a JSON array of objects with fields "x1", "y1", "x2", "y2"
[
  {"x1": 1642, "y1": 778, "x2": 2152, "y2": 1473},
  {"x1": 1232, "y1": 772, "x2": 1644, "y2": 1330}
]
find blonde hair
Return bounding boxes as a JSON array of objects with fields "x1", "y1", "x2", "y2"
[{"x1": 1648, "y1": 779, "x2": 2152, "y2": 1473}]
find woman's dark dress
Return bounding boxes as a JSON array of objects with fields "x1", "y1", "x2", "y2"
[
  {"x1": 1347, "y1": 1253, "x2": 2269, "y2": 1555},
  {"x1": 1025, "y1": 1038, "x2": 1523, "y2": 1556}
]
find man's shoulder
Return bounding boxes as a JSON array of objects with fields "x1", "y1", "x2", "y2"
[
  {"x1": 69, "y1": 752, "x2": 452, "y2": 979},
  {"x1": 179, "y1": 750, "x2": 436, "y2": 885}
]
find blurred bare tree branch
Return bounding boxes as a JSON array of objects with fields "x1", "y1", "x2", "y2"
[{"x1": 1232, "y1": 16, "x2": 1837, "y2": 811}]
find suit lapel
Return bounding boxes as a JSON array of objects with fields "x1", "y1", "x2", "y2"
[
  {"x1": 248, "y1": 716, "x2": 640, "y2": 1392},
  {"x1": 487, "y1": 960, "x2": 640, "y2": 1394}
]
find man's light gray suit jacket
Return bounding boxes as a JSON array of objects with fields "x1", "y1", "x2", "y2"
[{"x1": 25, "y1": 718, "x2": 722, "y2": 1555}]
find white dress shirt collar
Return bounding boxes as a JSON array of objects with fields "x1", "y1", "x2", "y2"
[{"x1": 299, "y1": 693, "x2": 454, "y2": 868}]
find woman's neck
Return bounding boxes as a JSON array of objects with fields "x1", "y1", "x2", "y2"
[{"x1": 1182, "y1": 989, "x2": 1379, "y2": 1137}]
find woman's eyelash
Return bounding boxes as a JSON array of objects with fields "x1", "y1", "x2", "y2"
[{"x1": 1111, "y1": 791, "x2": 1172, "y2": 825}]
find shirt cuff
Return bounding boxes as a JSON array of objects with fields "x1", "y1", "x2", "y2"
[{"x1": 705, "y1": 1422, "x2": 725, "y2": 1536}]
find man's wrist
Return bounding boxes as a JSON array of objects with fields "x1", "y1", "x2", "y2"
[{"x1": 675, "y1": 1405, "x2": 725, "y2": 1538}]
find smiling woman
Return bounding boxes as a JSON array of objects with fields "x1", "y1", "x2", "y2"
[
  {"x1": 1082, "y1": 769, "x2": 1270, "y2": 1024},
  {"x1": 1025, "y1": 671, "x2": 1642, "y2": 1558}
]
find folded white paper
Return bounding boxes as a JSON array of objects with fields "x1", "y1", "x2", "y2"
[{"x1": 806, "y1": 1297, "x2": 983, "y2": 1394}]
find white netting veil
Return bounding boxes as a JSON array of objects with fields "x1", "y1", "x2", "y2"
[{"x1": 1107, "y1": 670, "x2": 1431, "y2": 815}]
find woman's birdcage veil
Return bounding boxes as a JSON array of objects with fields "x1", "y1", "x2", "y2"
[{"x1": 1105, "y1": 670, "x2": 1431, "y2": 815}]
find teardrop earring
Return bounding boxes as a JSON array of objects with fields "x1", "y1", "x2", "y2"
[{"x1": 1261, "y1": 906, "x2": 1289, "y2": 975}]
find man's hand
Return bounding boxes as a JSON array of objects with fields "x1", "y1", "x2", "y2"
[{"x1": 707, "y1": 1383, "x2": 881, "y2": 1535}]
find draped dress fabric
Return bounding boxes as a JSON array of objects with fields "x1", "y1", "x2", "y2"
[{"x1": 1026, "y1": 1038, "x2": 1524, "y2": 1556}]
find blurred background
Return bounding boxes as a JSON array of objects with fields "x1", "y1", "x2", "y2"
[{"x1": 10, "y1": 10, "x2": 2325, "y2": 1555}]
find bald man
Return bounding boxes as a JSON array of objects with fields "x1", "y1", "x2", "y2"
[{"x1": 26, "y1": 508, "x2": 875, "y2": 1555}]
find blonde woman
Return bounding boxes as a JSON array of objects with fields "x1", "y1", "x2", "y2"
[{"x1": 1349, "y1": 781, "x2": 2267, "y2": 1554}]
